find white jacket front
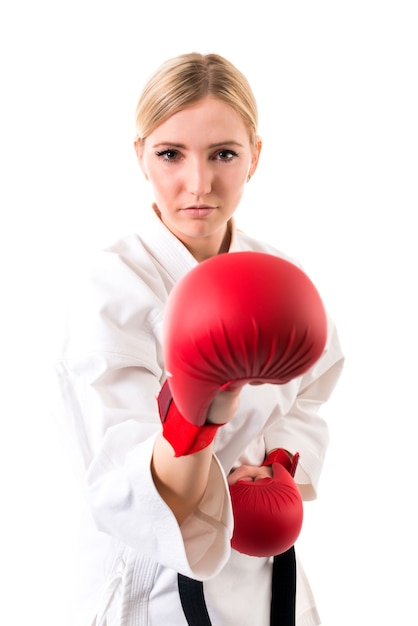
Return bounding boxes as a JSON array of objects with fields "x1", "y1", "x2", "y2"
[{"x1": 55, "y1": 211, "x2": 344, "y2": 626}]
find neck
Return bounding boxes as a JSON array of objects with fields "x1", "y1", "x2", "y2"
[{"x1": 191, "y1": 221, "x2": 232, "y2": 262}]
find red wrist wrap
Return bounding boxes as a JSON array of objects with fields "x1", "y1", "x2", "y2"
[
  {"x1": 263, "y1": 448, "x2": 300, "y2": 477},
  {"x1": 157, "y1": 381, "x2": 221, "y2": 457}
]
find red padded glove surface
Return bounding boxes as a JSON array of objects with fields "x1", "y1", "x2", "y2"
[
  {"x1": 229, "y1": 449, "x2": 303, "y2": 557},
  {"x1": 158, "y1": 251, "x2": 327, "y2": 456}
]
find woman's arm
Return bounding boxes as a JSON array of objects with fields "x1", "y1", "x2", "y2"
[
  {"x1": 151, "y1": 388, "x2": 241, "y2": 524},
  {"x1": 151, "y1": 436, "x2": 214, "y2": 524},
  {"x1": 55, "y1": 242, "x2": 235, "y2": 578}
]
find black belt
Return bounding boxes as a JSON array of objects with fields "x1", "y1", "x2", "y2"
[{"x1": 178, "y1": 546, "x2": 296, "y2": 626}]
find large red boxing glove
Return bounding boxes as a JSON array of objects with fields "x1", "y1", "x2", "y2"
[
  {"x1": 229, "y1": 449, "x2": 303, "y2": 557},
  {"x1": 158, "y1": 251, "x2": 327, "y2": 456}
]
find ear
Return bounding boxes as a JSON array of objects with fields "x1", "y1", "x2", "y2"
[
  {"x1": 134, "y1": 138, "x2": 149, "y2": 180},
  {"x1": 248, "y1": 136, "x2": 262, "y2": 179}
]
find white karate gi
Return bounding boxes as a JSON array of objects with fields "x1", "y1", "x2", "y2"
[{"x1": 55, "y1": 209, "x2": 344, "y2": 625}]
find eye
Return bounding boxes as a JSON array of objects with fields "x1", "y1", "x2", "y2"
[
  {"x1": 215, "y1": 149, "x2": 239, "y2": 162},
  {"x1": 154, "y1": 149, "x2": 181, "y2": 162}
]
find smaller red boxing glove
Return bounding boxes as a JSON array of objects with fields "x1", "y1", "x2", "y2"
[{"x1": 229, "y1": 449, "x2": 303, "y2": 557}]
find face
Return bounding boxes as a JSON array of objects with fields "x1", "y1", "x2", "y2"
[{"x1": 135, "y1": 96, "x2": 261, "y2": 261}]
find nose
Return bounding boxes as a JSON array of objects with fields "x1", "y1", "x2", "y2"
[{"x1": 185, "y1": 158, "x2": 213, "y2": 197}]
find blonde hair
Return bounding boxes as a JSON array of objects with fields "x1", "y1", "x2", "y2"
[{"x1": 135, "y1": 52, "x2": 258, "y2": 147}]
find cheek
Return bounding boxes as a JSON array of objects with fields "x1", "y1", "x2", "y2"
[
  {"x1": 227, "y1": 178, "x2": 247, "y2": 204},
  {"x1": 220, "y1": 169, "x2": 247, "y2": 194},
  {"x1": 148, "y1": 167, "x2": 178, "y2": 197}
]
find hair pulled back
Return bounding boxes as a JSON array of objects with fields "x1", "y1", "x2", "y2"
[{"x1": 135, "y1": 52, "x2": 258, "y2": 147}]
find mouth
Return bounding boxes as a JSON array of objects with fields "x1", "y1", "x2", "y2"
[{"x1": 181, "y1": 205, "x2": 217, "y2": 218}]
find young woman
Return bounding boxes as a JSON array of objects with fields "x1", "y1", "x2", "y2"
[{"x1": 56, "y1": 52, "x2": 344, "y2": 626}]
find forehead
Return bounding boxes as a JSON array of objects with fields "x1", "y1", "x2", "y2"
[{"x1": 148, "y1": 96, "x2": 250, "y2": 146}]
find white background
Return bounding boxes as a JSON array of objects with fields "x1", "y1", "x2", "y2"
[{"x1": 1, "y1": 1, "x2": 417, "y2": 624}]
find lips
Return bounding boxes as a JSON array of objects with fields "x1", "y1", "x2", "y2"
[{"x1": 181, "y1": 205, "x2": 216, "y2": 218}]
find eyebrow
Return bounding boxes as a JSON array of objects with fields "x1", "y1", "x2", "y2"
[{"x1": 151, "y1": 140, "x2": 245, "y2": 149}]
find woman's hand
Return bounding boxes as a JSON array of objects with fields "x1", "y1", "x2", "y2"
[
  {"x1": 227, "y1": 464, "x2": 273, "y2": 486},
  {"x1": 206, "y1": 388, "x2": 241, "y2": 425}
]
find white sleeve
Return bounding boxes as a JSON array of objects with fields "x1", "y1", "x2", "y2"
[
  {"x1": 54, "y1": 251, "x2": 232, "y2": 580},
  {"x1": 264, "y1": 315, "x2": 344, "y2": 500}
]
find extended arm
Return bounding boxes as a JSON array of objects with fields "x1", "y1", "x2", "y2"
[{"x1": 152, "y1": 251, "x2": 327, "y2": 527}]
